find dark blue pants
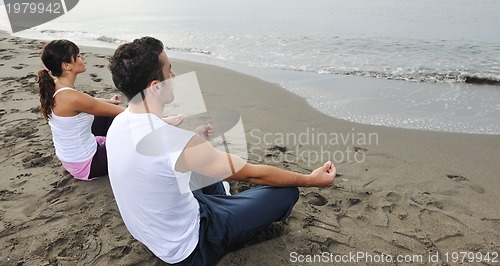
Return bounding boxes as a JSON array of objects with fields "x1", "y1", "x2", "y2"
[{"x1": 174, "y1": 182, "x2": 299, "y2": 266}]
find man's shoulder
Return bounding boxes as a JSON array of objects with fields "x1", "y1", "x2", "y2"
[{"x1": 106, "y1": 110, "x2": 133, "y2": 141}]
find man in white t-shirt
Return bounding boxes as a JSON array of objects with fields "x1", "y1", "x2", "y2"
[{"x1": 107, "y1": 37, "x2": 336, "y2": 265}]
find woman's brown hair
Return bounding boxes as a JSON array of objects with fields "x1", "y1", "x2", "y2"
[{"x1": 37, "y1": 39, "x2": 79, "y2": 120}]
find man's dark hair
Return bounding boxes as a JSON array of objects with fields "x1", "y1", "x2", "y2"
[{"x1": 109, "y1": 36, "x2": 165, "y2": 101}]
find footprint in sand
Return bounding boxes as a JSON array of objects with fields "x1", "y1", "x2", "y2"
[
  {"x1": 94, "y1": 64, "x2": 105, "y2": 68},
  {"x1": 361, "y1": 203, "x2": 389, "y2": 227},
  {"x1": 410, "y1": 192, "x2": 444, "y2": 210},
  {"x1": 89, "y1": 74, "x2": 102, "y2": 82},
  {"x1": 45, "y1": 185, "x2": 75, "y2": 205},
  {"x1": 304, "y1": 192, "x2": 328, "y2": 206},
  {"x1": 265, "y1": 145, "x2": 288, "y2": 158},
  {"x1": 447, "y1": 175, "x2": 467, "y2": 181},
  {"x1": 5, "y1": 120, "x2": 38, "y2": 138},
  {"x1": 108, "y1": 245, "x2": 132, "y2": 259},
  {"x1": 28, "y1": 52, "x2": 40, "y2": 58},
  {"x1": 2, "y1": 88, "x2": 15, "y2": 97},
  {"x1": 353, "y1": 147, "x2": 368, "y2": 153},
  {"x1": 418, "y1": 209, "x2": 467, "y2": 245},
  {"x1": 447, "y1": 174, "x2": 485, "y2": 194},
  {"x1": 22, "y1": 151, "x2": 52, "y2": 168},
  {"x1": 347, "y1": 198, "x2": 361, "y2": 206},
  {"x1": 10, "y1": 179, "x2": 28, "y2": 188},
  {"x1": 50, "y1": 177, "x2": 72, "y2": 189},
  {"x1": 385, "y1": 191, "x2": 402, "y2": 204},
  {"x1": 45, "y1": 232, "x2": 94, "y2": 263},
  {"x1": 30, "y1": 106, "x2": 40, "y2": 114},
  {"x1": 0, "y1": 189, "x2": 22, "y2": 201},
  {"x1": 11, "y1": 63, "x2": 27, "y2": 69}
]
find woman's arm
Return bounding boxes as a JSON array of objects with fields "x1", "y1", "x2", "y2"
[
  {"x1": 70, "y1": 91, "x2": 125, "y2": 116},
  {"x1": 97, "y1": 94, "x2": 122, "y2": 105}
]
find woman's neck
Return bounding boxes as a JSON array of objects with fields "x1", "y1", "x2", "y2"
[{"x1": 56, "y1": 74, "x2": 76, "y2": 89}]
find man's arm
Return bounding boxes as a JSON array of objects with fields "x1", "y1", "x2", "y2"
[
  {"x1": 175, "y1": 135, "x2": 336, "y2": 187},
  {"x1": 229, "y1": 162, "x2": 335, "y2": 187}
]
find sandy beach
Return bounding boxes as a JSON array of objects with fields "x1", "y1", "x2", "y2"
[{"x1": 1, "y1": 32, "x2": 499, "y2": 265}]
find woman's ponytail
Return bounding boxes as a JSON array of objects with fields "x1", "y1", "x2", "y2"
[{"x1": 37, "y1": 68, "x2": 55, "y2": 121}]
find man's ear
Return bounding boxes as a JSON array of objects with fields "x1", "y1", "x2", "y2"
[
  {"x1": 147, "y1": 80, "x2": 161, "y2": 94},
  {"x1": 153, "y1": 80, "x2": 161, "y2": 93}
]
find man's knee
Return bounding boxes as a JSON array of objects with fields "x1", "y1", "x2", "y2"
[
  {"x1": 276, "y1": 187, "x2": 299, "y2": 221},
  {"x1": 280, "y1": 186, "x2": 299, "y2": 205},
  {"x1": 290, "y1": 186, "x2": 300, "y2": 199}
]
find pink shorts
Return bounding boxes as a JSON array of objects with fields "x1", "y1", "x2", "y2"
[{"x1": 60, "y1": 136, "x2": 106, "y2": 181}]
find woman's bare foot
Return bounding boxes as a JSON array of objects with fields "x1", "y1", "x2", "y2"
[
  {"x1": 195, "y1": 124, "x2": 212, "y2": 140},
  {"x1": 162, "y1": 114, "x2": 184, "y2": 126},
  {"x1": 109, "y1": 94, "x2": 122, "y2": 105}
]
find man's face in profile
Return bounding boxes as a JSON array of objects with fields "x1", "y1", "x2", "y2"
[{"x1": 158, "y1": 51, "x2": 176, "y2": 104}]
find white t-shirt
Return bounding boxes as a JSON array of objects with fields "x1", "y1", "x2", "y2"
[{"x1": 106, "y1": 108, "x2": 198, "y2": 263}]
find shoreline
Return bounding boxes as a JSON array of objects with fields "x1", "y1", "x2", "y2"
[
  {"x1": 1, "y1": 32, "x2": 499, "y2": 265},
  {"x1": 4, "y1": 30, "x2": 500, "y2": 135}
]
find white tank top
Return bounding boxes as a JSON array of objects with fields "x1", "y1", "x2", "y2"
[{"x1": 48, "y1": 87, "x2": 97, "y2": 162}]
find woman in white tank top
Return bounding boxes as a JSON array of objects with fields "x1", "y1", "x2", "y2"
[{"x1": 37, "y1": 39, "x2": 125, "y2": 181}]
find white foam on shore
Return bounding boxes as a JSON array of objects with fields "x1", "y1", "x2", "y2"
[{"x1": 170, "y1": 52, "x2": 500, "y2": 135}]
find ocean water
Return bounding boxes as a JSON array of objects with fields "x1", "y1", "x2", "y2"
[{"x1": 1, "y1": 0, "x2": 499, "y2": 134}]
